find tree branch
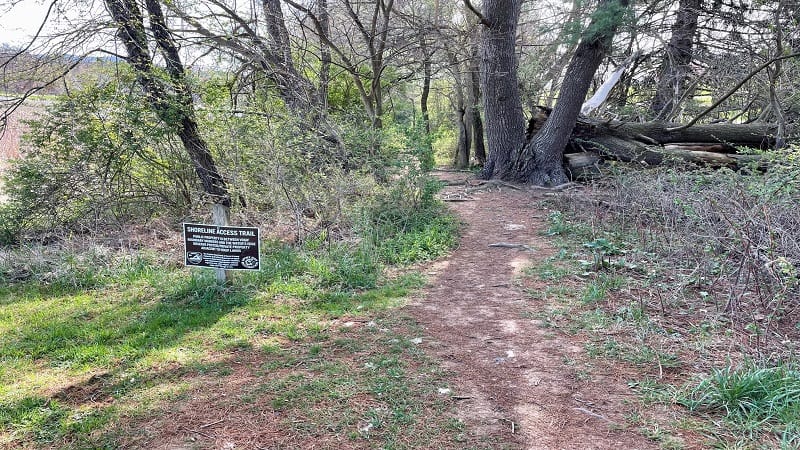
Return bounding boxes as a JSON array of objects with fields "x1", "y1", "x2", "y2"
[
  {"x1": 463, "y1": 0, "x2": 491, "y2": 27},
  {"x1": 668, "y1": 52, "x2": 800, "y2": 131}
]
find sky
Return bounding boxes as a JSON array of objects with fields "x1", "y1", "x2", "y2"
[{"x1": 0, "y1": 0, "x2": 54, "y2": 46}]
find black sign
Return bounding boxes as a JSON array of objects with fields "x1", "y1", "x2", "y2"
[{"x1": 183, "y1": 223, "x2": 260, "y2": 271}]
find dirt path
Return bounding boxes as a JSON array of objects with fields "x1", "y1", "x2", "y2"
[{"x1": 406, "y1": 171, "x2": 657, "y2": 449}]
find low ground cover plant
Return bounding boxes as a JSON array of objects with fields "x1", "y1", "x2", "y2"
[{"x1": 535, "y1": 155, "x2": 800, "y2": 447}]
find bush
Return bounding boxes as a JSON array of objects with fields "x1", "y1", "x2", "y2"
[
  {"x1": 359, "y1": 177, "x2": 459, "y2": 265},
  {"x1": 1, "y1": 74, "x2": 195, "y2": 242}
]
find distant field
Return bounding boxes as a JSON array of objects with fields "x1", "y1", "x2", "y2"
[
  {"x1": 1, "y1": 102, "x2": 44, "y2": 169},
  {"x1": 1, "y1": 102, "x2": 44, "y2": 200},
  {"x1": 1, "y1": 102, "x2": 43, "y2": 202}
]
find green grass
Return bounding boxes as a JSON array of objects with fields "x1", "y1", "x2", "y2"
[
  {"x1": 210, "y1": 316, "x2": 477, "y2": 448},
  {"x1": 0, "y1": 210, "x2": 466, "y2": 448},
  {"x1": 680, "y1": 363, "x2": 800, "y2": 446}
]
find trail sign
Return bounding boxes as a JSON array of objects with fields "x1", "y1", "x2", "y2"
[{"x1": 183, "y1": 223, "x2": 260, "y2": 271}]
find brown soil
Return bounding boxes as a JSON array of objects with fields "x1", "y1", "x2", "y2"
[{"x1": 407, "y1": 170, "x2": 659, "y2": 449}]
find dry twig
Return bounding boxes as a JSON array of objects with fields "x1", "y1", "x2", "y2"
[{"x1": 489, "y1": 242, "x2": 534, "y2": 251}]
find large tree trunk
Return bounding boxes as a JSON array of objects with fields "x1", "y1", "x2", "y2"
[
  {"x1": 511, "y1": 0, "x2": 629, "y2": 186},
  {"x1": 449, "y1": 52, "x2": 471, "y2": 169},
  {"x1": 650, "y1": 0, "x2": 701, "y2": 120},
  {"x1": 108, "y1": 0, "x2": 230, "y2": 206},
  {"x1": 468, "y1": 39, "x2": 487, "y2": 165},
  {"x1": 263, "y1": 0, "x2": 324, "y2": 117},
  {"x1": 477, "y1": 0, "x2": 526, "y2": 179}
]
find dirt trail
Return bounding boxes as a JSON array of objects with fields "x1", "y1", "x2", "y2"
[{"x1": 407, "y1": 171, "x2": 657, "y2": 449}]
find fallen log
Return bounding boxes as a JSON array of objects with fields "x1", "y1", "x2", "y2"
[
  {"x1": 521, "y1": 107, "x2": 785, "y2": 177},
  {"x1": 574, "y1": 135, "x2": 764, "y2": 168},
  {"x1": 574, "y1": 117, "x2": 777, "y2": 148},
  {"x1": 565, "y1": 152, "x2": 603, "y2": 180},
  {"x1": 662, "y1": 143, "x2": 735, "y2": 153},
  {"x1": 527, "y1": 107, "x2": 779, "y2": 150}
]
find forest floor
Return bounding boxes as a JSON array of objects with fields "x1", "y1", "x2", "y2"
[
  {"x1": 403, "y1": 170, "x2": 666, "y2": 449},
  {"x1": 3, "y1": 170, "x2": 714, "y2": 449},
  {"x1": 125, "y1": 170, "x2": 694, "y2": 449}
]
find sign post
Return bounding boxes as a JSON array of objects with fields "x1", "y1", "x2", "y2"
[
  {"x1": 212, "y1": 204, "x2": 231, "y2": 283},
  {"x1": 183, "y1": 219, "x2": 261, "y2": 280}
]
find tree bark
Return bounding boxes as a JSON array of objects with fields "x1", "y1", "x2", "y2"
[
  {"x1": 263, "y1": 0, "x2": 323, "y2": 116},
  {"x1": 449, "y1": 52, "x2": 471, "y2": 169},
  {"x1": 468, "y1": 38, "x2": 486, "y2": 165},
  {"x1": 650, "y1": 0, "x2": 701, "y2": 120},
  {"x1": 318, "y1": 0, "x2": 331, "y2": 111},
  {"x1": 477, "y1": 0, "x2": 526, "y2": 179},
  {"x1": 512, "y1": 0, "x2": 629, "y2": 186},
  {"x1": 421, "y1": 40, "x2": 433, "y2": 139}
]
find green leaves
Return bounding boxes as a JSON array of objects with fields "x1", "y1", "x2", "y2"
[{"x1": 2, "y1": 70, "x2": 194, "y2": 241}]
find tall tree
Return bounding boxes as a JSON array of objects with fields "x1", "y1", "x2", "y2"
[
  {"x1": 468, "y1": 39, "x2": 487, "y2": 165},
  {"x1": 447, "y1": 50, "x2": 472, "y2": 168},
  {"x1": 106, "y1": 0, "x2": 231, "y2": 207},
  {"x1": 283, "y1": 0, "x2": 398, "y2": 133},
  {"x1": 472, "y1": 0, "x2": 526, "y2": 179},
  {"x1": 650, "y1": 0, "x2": 702, "y2": 120},
  {"x1": 166, "y1": 0, "x2": 325, "y2": 120},
  {"x1": 472, "y1": 0, "x2": 630, "y2": 184},
  {"x1": 511, "y1": 0, "x2": 630, "y2": 185}
]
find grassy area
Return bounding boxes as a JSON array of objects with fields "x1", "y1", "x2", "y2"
[
  {"x1": 525, "y1": 163, "x2": 800, "y2": 449},
  {"x1": 0, "y1": 188, "x2": 475, "y2": 448}
]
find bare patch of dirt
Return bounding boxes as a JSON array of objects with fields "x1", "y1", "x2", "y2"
[
  {"x1": 50, "y1": 372, "x2": 114, "y2": 407},
  {"x1": 116, "y1": 320, "x2": 483, "y2": 450},
  {"x1": 404, "y1": 170, "x2": 659, "y2": 449}
]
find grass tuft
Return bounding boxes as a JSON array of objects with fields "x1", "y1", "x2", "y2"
[{"x1": 680, "y1": 363, "x2": 800, "y2": 442}]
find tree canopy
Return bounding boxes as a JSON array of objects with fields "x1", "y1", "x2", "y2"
[{"x1": 0, "y1": 0, "x2": 798, "y2": 207}]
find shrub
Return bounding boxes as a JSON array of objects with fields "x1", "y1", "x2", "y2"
[
  {"x1": 359, "y1": 177, "x2": 459, "y2": 265},
  {"x1": 1, "y1": 74, "x2": 195, "y2": 243}
]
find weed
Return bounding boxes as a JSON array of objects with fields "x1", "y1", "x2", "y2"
[
  {"x1": 628, "y1": 378, "x2": 677, "y2": 405},
  {"x1": 545, "y1": 211, "x2": 573, "y2": 235},
  {"x1": 639, "y1": 421, "x2": 686, "y2": 449},
  {"x1": 582, "y1": 238, "x2": 624, "y2": 271}
]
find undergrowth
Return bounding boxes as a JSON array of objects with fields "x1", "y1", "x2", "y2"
[
  {"x1": 361, "y1": 177, "x2": 459, "y2": 265},
  {"x1": 536, "y1": 152, "x2": 800, "y2": 448}
]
